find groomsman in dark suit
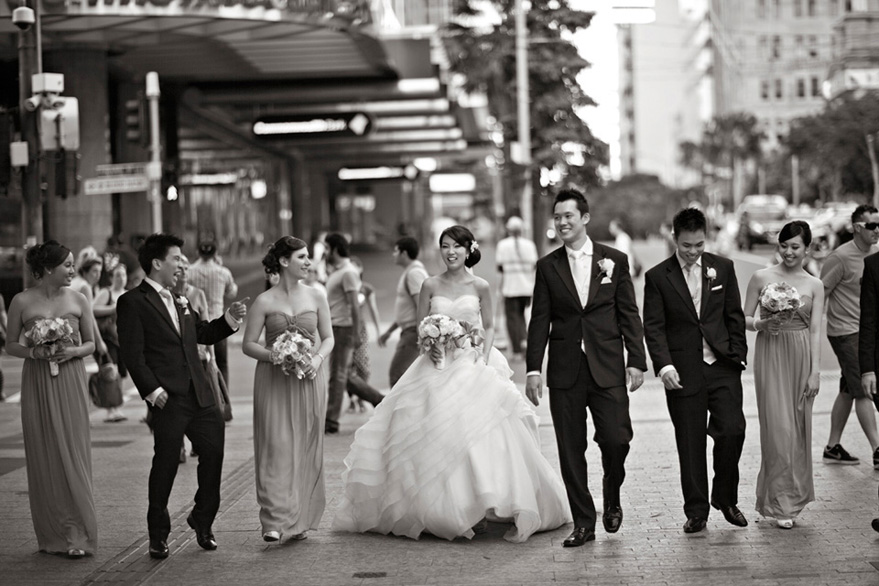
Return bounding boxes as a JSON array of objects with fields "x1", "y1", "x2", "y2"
[
  {"x1": 526, "y1": 188, "x2": 647, "y2": 547},
  {"x1": 117, "y1": 234, "x2": 247, "y2": 559},
  {"x1": 643, "y1": 208, "x2": 748, "y2": 533},
  {"x1": 859, "y1": 248, "x2": 879, "y2": 532}
]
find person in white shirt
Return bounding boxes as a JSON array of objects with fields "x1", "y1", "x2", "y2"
[{"x1": 495, "y1": 217, "x2": 538, "y2": 360}]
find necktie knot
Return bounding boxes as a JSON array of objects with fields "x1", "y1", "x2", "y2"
[
  {"x1": 569, "y1": 249, "x2": 585, "y2": 260},
  {"x1": 160, "y1": 289, "x2": 174, "y2": 302}
]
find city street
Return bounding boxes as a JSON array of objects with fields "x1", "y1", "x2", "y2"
[{"x1": 0, "y1": 241, "x2": 878, "y2": 585}]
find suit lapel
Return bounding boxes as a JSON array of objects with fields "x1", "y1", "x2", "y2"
[
  {"x1": 665, "y1": 257, "x2": 699, "y2": 319},
  {"x1": 551, "y1": 248, "x2": 582, "y2": 307},
  {"x1": 584, "y1": 246, "x2": 604, "y2": 309},
  {"x1": 140, "y1": 282, "x2": 181, "y2": 337},
  {"x1": 700, "y1": 254, "x2": 713, "y2": 313}
]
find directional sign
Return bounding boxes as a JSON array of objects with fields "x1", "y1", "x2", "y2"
[
  {"x1": 83, "y1": 175, "x2": 149, "y2": 195},
  {"x1": 252, "y1": 112, "x2": 374, "y2": 139},
  {"x1": 95, "y1": 162, "x2": 147, "y2": 176}
]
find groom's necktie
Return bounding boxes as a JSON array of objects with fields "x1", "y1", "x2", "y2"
[
  {"x1": 159, "y1": 288, "x2": 181, "y2": 333},
  {"x1": 683, "y1": 262, "x2": 715, "y2": 365},
  {"x1": 568, "y1": 249, "x2": 590, "y2": 307}
]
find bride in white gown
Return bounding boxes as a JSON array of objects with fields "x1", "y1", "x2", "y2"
[{"x1": 333, "y1": 225, "x2": 571, "y2": 542}]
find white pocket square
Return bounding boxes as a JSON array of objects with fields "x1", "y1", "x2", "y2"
[
  {"x1": 711, "y1": 285, "x2": 723, "y2": 291},
  {"x1": 600, "y1": 277, "x2": 612, "y2": 285}
]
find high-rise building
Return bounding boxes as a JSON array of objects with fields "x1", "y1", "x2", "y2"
[{"x1": 827, "y1": 0, "x2": 879, "y2": 98}]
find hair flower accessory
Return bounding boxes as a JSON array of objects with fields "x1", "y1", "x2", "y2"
[
  {"x1": 470, "y1": 241, "x2": 479, "y2": 254},
  {"x1": 705, "y1": 267, "x2": 717, "y2": 281}
]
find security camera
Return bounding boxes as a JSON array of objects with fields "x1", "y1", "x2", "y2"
[
  {"x1": 23, "y1": 95, "x2": 41, "y2": 112},
  {"x1": 12, "y1": 6, "x2": 35, "y2": 31}
]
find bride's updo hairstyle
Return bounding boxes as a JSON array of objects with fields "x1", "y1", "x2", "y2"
[
  {"x1": 26, "y1": 240, "x2": 72, "y2": 279},
  {"x1": 439, "y1": 225, "x2": 481, "y2": 268},
  {"x1": 778, "y1": 220, "x2": 812, "y2": 247},
  {"x1": 262, "y1": 236, "x2": 307, "y2": 275}
]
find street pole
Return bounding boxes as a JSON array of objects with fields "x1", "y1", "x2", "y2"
[
  {"x1": 18, "y1": 0, "x2": 42, "y2": 286},
  {"x1": 515, "y1": 0, "x2": 532, "y2": 239},
  {"x1": 145, "y1": 72, "x2": 162, "y2": 234},
  {"x1": 791, "y1": 154, "x2": 800, "y2": 207}
]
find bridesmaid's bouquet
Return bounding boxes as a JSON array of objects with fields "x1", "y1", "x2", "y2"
[
  {"x1": 25, "y1": 317, "x2": 75, "y2": 376},
  {"x1": 417, "y1": 314, "x2": 466, "y2": 370},
  {"x1": 759, "y1": 282, "x2": 802, "y2": 336},
  {"x1": 269, "y1": 329, "x2": 315, "y2": 379}
]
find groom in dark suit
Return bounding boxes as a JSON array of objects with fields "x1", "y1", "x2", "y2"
[
  {"x1": 117, "y1": 233, "x2": 247, "y2": 559},
  {"x1": 526, "y1": 188, "x2": 647, "y2": 547},
  {"x1": 643, "y1": 208, "x2": 748, "y2": 533}
]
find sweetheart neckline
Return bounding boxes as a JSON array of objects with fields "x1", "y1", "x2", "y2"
[
  {"x1": 266, "y1": 310, "x2": 318, "y2": 319},
  {"x1": 24, "y1": 312, "x2": 79, "y2": 322},
  {"x1": 431, "y1": 294, "x2": 480, "y2": 303}
]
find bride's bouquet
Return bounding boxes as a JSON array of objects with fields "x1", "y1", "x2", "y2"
[
  {"x1": 269, "y1": 329, "x2": 315, "y2": 379},
  {"x1": 417, "y1": 314, "x2": 466, "y2": 370},
  {"x1": 759, "y1": 282, "x2": 802, "y2": 336},
  {"x1": 25, "y1": 317, "x2": 75, "y2": 376}
]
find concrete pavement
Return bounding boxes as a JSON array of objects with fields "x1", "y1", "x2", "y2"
[{"x1": 0, "y1": 245, "x2": 878, "y2": 585}]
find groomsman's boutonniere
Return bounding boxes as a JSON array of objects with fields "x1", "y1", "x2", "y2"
[
  {"x1": 176, "y1": 296, "x2": 191, "y2": 315},
  {"x1": 705, "y1": 267, "x2": 717, "y2": 282},
  {"x1": 598, "y1": 258, "x2": 615, "y2": 284}
]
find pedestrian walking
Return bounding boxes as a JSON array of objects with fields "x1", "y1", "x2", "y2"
[
  {"x1": 5, "y1": 241, "x2": 98, "y2": 558},
  {"x1": 643, "y1": 207, "x2": 749, "y2": 534},
  {"x1": 323, "y1": 233, "x2": 384, "y2": 434},
  {"x1": 92, "y1": 263, "x2": 128, "y2": 423},
  {"x1": 496, "y1": 216, "x2": 538, "y2": 361},
  {"x1": 187, "y1": 239, "x2": 239, "y2": 385},
  {"x1": 116, "y1": 233, "x2": 246, "y2": 559},
  {"x1": 526, "y1": 188, "x2": 647, "y2": 546},
  {"x1": 377, "y1": 237, "x2": 429, "y2": 387},
  {"x1": 243, "y1": 236, "x2": 333, "y2": 542},
  {"x1": 609, "y1": 218, "x2": 641, "y2": 278},
  {"x1": 744, "y1": 221, "x2": 823, "y2": 529},
  {"x1": 820, "y1": 204, "x2": 879, "y2": 468},
  {"x1": 347, "y1": 256, "x2": 381, "y2": 413}
]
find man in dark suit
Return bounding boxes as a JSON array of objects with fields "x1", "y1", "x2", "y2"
[
  {"x1": 643, "y1": 208, "x2": 748, "y2": 534},
  {"x1": 117, "y1": 233, "x2": 247, "y2": 559},
  {"x1": 859, "y1": 249, "x2": 879, "y2": 531},
  {"x1": 526, "y1": 188, "x2": 647, "y2": 547}
]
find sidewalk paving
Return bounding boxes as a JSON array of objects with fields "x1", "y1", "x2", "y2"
[{"x1": 1, "y1": 336, "x2": 878, "y2": 585}]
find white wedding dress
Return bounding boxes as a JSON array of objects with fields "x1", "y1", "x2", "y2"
[{"x1": 333, "y1": 295, "x2": 571, "y2": 542}]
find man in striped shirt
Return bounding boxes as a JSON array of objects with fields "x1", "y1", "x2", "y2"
[{"x1": 187, "y1": 240, "x2": 238, "y2": 383}]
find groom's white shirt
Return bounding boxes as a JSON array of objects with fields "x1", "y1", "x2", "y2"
[{"x1": 141, "y1": 276, "x2": 241, "y2": 406}]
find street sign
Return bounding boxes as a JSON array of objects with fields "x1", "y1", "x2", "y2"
[
  {"x1": 83, "y1": 174, "x2": 149, "y2": 195},
  {"x1": 252, "y1": 112, "x2": 374, "y2": 139},
  {"x1": 96, "y1": 162, "x2": 147, "y2": 176}
]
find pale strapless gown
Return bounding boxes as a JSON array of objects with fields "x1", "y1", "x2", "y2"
[{"x1": 333, "y1": 295, "x2": 571, "y2": 542}]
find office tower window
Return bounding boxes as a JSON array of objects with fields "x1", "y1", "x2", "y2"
[
  {"x1": 811, "y1": 76, "x2": 821, "y2": 96},
  {"x1": 808, "y1": 35, "x2": 818, "y2": 58},
  {"x1": 759, "y1": 35, "x2": 768, "y2": 59},
  {"x1": 772, "y1": 35, "x2": 781, "y2": 59},
  {"x1": 794, "y1": 0, "x2": 803, "y2": 16},
  {"x1": 775, "y1": 78, "x2": 783, "y2": 99},
  {"x1": 772, "y1": 0, "x2": 781, "y2": 17},
  {"x1": 797, "y1": 78, "x2": 806, "y2": 98},
  {"x1": 761, "y1": 80, "x2": 770, "y2": 100},
  {"x1": 795, "y1": 35, "x2": 803, "y2": 58},
  {"x1": 808, "y1": 0, "x2": 816, "y2": 15}
]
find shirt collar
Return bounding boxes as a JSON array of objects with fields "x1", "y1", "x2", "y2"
[
  {"x1": 565, "y1": 237, "x2": 593, "y2": 257},
  {"x1": 144, "y1": 276, "x2": 166, "y2": 294},
  {"x1": 676, "y1": 252, "x2": 702, "y2": 271}
]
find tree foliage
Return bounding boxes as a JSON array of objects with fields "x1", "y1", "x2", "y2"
[
  {"x1": 442, "y1": 0, "x2": 608, "y2": 187},
  {"x1": 786, "y1": 92, "x2": 879, "y2": 200},
  {"x1": 589, "y1": 174, "x2": 690, "y2": 239}
]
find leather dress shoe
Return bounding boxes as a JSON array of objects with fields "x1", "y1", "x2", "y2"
[
  {"x1": 711, "y1": 501, "x2": 748, "y2": 527},
  {"x1": 562, "y1": 527, "x2": 595, "y2": 547},
  {"x1": 187, "y1": 514, "x2": 218, "y2": 551},
  {"x1": 148, "y1": 539, "x2": 169, "y2": 559},
  {"x1": 872, "y1": 518, "x2": 879, "y2": 533},
  {"x1": 683, "y1": 517, "x2": 707, "y2": 533},
  {"x1": 602, "y1": 506, "x2": 623, "y2": 533}
]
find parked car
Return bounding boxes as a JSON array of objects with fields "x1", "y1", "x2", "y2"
[{"x1": 736, "y1": 194, "x2": 789, "y2": 250}]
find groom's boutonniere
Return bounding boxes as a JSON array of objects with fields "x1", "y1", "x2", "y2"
[
  {"x1": 705, "y1": 267, "x2": 717, "y2": 282},
  {"x1": 598, "y1": 258, "x2": 615, "y2": 284},
  {"x1": 176, "y1": 296, "x2": 190, "y2": 315}
]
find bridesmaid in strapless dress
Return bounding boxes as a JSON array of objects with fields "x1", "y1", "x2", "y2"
[
  {"x1": 5, "y1": 241, "x2": 99, "y2": 558},
  {"x1": 242, "y1": 237, "x2": 334, "y2": 543},
  {"x1": 333, "y1": 226, "x2": 570, "y2": 542},
  {"x1": 743, "y1": 221, "x2": 824, "y2": 529}
]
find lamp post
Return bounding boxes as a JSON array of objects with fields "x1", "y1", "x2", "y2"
[
  {"x1": 145, "y1": 71, "x2": 163, "y2": 233},
  {"x1": 515, "y1": 0, "x2": 532, "y2": 239}
]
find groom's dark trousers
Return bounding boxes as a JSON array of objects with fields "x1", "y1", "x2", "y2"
[
  {"x1": 549, "y1": 353, "x2": 632, "y2": 529},
  {"x1": 117, "y1": 280, "x2": 233, "y2": 542}
]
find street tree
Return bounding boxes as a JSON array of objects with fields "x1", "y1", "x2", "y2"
[{"x1": 442, "y1": 0, "x2": 608, "y2": 206}]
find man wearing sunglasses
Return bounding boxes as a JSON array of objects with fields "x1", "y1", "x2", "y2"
[{"x1": 821, "y1": 204, "x2": 879, "y2": 469}]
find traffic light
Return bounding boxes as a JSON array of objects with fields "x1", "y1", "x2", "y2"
[{"x1": 124, "y1": 93, "x2": 148, "y2": 147}]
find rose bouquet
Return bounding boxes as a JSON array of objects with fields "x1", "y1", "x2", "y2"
[
  {"x1": 759, "y1": 282, "x2": 802, "y2": 336},
  {"x1": 269, "y1": 329, "x2": 315, "y2": 379},
  {"x1": 25, "y1": 317, "x2": 75, "y2": 376},
  {"x1": 417, "y1": 314, "x2": 466, "y2": 369}
]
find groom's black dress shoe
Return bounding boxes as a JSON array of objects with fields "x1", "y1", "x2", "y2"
[
  {"x1": 562, "y1": 527, "x2": 595, "y2": 547},
  {"x1": 187, "y1": 514, "x2": 218, "y2": 551},
  {"x1": 603, "y1": 506, "x2": 623, "y2": 533},
  {"x1": 683, "y1": 517, "x2": 707, "y2": 534},
  {"x1": 711, "y1": 501, "x2": 748, "y2": 527},
  {"x1": 872, "y1": 518, "x2": 879, "y2": 533},
  {"x1": 148, "y1": 539, "x2": 169, "y2": 559}
]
